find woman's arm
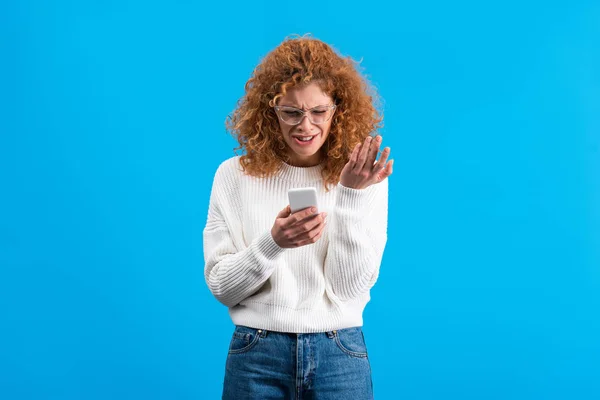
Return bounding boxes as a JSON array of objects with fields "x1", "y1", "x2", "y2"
[
  {"x1": 324, "y1": 178, "x2": 388, "y2": 301},
  {"x1": 203, "y1": 165, "x2": 286, "y2": 307}
]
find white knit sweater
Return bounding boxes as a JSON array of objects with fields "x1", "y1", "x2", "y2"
[{"x1": 203, "y1": 156, "x2": 388, "y2": 333}]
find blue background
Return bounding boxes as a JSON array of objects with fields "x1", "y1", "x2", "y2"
[{"x1": 1, "y1": 0, "x2": 599, "y2": 399}]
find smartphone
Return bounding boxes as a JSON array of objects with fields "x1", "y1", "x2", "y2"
[{"x1": 288, "y1": 187, "x2": 318, "y2": 214}]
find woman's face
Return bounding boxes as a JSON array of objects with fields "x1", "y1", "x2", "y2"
[{"x1": 276, "y1": 82, "x2": 334, "y2": 167}]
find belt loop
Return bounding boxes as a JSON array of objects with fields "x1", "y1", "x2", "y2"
[
  {"x1": 257, "y1": 329, "x2": 268, "y2": 338},
  {"x1": 326, "y1": 330, "x2": 335, "y2": 338}
]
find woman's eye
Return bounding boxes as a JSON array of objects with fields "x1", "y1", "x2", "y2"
[{"x1": 312, "y1": 110, "x2": 326, "y2": 114}]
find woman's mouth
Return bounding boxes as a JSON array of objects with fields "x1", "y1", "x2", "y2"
[{"x1": 292, "y1": 134, "x2": 318, "y2": 146}]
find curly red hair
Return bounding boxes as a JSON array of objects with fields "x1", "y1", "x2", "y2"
[{"x1": 226, "y1": 34, "x2": 383, "y2": 192}]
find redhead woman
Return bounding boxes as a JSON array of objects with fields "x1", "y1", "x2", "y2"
[{"x1": 203, "y1": 34, "x2": 393, "y2": 399}]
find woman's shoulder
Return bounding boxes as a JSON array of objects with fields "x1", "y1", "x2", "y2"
[
  {"x1": 207, "y1": 156, "x2": 245, "y2": 204},
  {"x1": 213, "y1": 155, "x2": 244, "y2": 179}
]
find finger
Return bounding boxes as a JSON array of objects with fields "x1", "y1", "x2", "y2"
[
  {"x1": 373, "y1": 146, "x2": 390, "y2": 173},
  {"x1": 377, "y1": 159, "x2": 394, "y2": 181},
  {"x1": 387, "y1": 159, "x2": 394, "y2": 176},
  {"x1": 296, "y1": 211, "x2": 326, "y2": 231},
  {"x1": 289, "y1": 211, "x2": 326, "y2": 238},
  {"x1": 365, "y1": 135, "x2": 381, "y2": 170},
  {"x1": 290, "y1": 206, "x2": 318, "y2": 224},
  {"x1": 348, "y1": 142, "x2": 361, "y2": 168},
  {"x1": 295, "y1": 219, "x2": 326, "y2": 246},
  {"x1": 353, "y1": 136, "x2": 372, "y2": 172},
  {"x1": 277, "y1": 205, "x2": 291, "y2": 218}
]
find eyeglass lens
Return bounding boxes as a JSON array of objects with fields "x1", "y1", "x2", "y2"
[{"x1": 277, "y1": 106, "x2": 334, "y2": 124}]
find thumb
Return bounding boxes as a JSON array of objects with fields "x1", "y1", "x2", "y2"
[
  {"x1": 377, "y1": 159, "x2": 394, "y2": 182},
  {"x1": 277, "y1": 205, "x2": 291, "y2": 218}
]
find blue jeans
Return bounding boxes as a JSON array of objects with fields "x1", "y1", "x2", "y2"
[{"x1": 222, "y1": 325, "x2": 374, "y2": 399}]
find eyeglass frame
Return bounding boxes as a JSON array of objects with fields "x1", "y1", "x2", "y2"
[{"x1": 273, "y1": 104, "x2": 337, "y2": 125}]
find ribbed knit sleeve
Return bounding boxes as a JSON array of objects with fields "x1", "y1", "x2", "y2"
[
  {"x1": 324, "y1": 178, "x2": 388, "y2": 301},
  {"x1": 203, "y1": 163, "x2": 287, "y2": 307}
]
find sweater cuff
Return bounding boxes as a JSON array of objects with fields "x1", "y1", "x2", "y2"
[
  {"x1": 336, "y1": 183, "x2": 378, "y2": 215},
  {"x1": 254, "y1": 229, "x2": 287, "y2": 261}
]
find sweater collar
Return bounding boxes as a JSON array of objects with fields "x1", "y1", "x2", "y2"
[{"x1": 276, "y1": 160, "x2": 325, "y2": 183}]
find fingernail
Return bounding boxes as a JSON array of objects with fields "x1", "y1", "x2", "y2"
[
  {"x1": 376, "y1": 135, "x2": 382, "y2": 142},
  {"x1": 311, "y1": 207, "x2": 316, "y2": 212}
]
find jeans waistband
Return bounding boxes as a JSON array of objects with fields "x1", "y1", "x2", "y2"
[{"x1": 237, "y1": 325, "x2": 359, "y2": 339}]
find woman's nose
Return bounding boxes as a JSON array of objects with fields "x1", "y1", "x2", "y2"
[{"x1": 298, "y1": 113, "x2": 314, "y2": 131}]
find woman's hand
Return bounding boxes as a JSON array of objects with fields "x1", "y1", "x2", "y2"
[
  {"x1": 340, "y1": 134, "x2": 393, "y2": 190},
  {"x1": 271, "y1": 205, "x2": 327, "y2": 248}
]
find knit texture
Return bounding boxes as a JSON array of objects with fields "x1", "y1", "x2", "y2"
[{"x1": 203, "y1": 156, "x2": 388, "y2": 333}]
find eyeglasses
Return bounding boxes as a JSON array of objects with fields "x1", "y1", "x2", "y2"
[{"x1": 274, "y1": 104, "x2": 337, "y2": 125}]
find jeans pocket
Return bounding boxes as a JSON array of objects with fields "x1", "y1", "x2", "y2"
[
  {"x1": 228, "y1": 325, "x2": 261, "y2": 355},
  {"x1": 333, "y1": 327, "x2": 368, "y2": 358}
]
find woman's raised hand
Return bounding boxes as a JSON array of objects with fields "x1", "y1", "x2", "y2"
[
  {"x1": 271, "y1": 205, "x2": 327, "y2": 248},
  {"x1": 340, "y1": 135, "x2": 393, "y2": 190}
]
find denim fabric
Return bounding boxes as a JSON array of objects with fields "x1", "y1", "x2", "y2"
[{"x1": 222, "y1": 325, "x2": 374, "y2": 399}]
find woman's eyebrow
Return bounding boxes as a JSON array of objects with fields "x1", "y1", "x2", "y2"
[{"x1": 279, "y1": 104, "x2": 328, "y2": 109}]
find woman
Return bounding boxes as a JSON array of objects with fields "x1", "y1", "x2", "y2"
[{"x1": 203, "y1": 34, "x2": 393, "y2": 399}]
